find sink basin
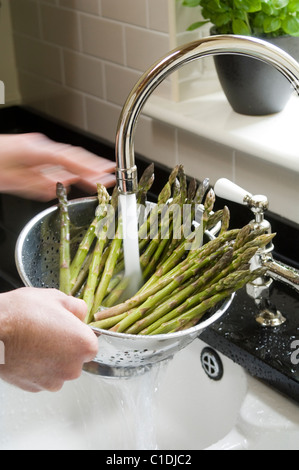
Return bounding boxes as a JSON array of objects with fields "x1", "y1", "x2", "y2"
[
  {"x1": 209, "y1": 373, "x2": 299, "y2": 451},
  {"x1": 0, "y1": 339, "x2": 298, "y2": 450}
]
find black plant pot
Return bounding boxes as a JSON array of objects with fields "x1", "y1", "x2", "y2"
[{"x1": 213, "y1": 34, "x2": 299, "y2": 116}]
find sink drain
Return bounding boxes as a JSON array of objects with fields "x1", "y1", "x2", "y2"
[{"x1": 201, "y1": 347, "x2": 224, "y2": 381}]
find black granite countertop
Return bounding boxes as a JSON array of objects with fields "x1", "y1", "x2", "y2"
[
  {"x1": 201, "y1": 281, "x2": 299, "y2": 403},
  {"x1": 1, "y1": 105, "x2": 299, "y2": 403}
]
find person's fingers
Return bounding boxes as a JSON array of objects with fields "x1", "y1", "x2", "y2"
[
  {"x1": 30, "y1": 140, "x2": 116, "y2": 194},
  {"x1": 16, "y1": 133, "x2": 72, "y2": 167},
  {"x1": 2, "y1": 168, "x2": 76, "y2": 202},
  {"x1": 18, "y1": 133, "x2": 115, "y2": 172},
  {"x1": 51, "y1": 291, "x2": 100, "y2": 364},
  {"x1": 34, "y1": 164, "x2": 79, "y2": 183},
  {"x1": 77, "y1": 172, "x2": 116, "y2": 193},
  {"x1": 31, "y1": 141, "x2": 116, "y2": 178},
  {"x1": 62, "y1": 295, "x2": 88, "y2": 322},
  {"x1": 57, "y1": 146, "x2": 116, "y2": 176}
]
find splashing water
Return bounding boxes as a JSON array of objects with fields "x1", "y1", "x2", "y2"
[
  {"x1": 119, "y1": 193, "x2": 143, "y2": 298},
  {"x1": 88, "y1": 362, "x2": 168, "y2": 450}
]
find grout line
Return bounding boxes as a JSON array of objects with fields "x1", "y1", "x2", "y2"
[
  {"x1": 98, "y1": 0, "x2": 102, "y2": 17},
  {"x1": 122, "y1": 25, "x2": 127, "y2": 68},
  {"x1": 145, "y1": 0, "x2": 150, "y2": 29},
  {"x1": 102, "y1": 62, "x2": 107, "y2": 101},
  {"x1": 77, "y1": 11, "x2": 83, "y2": 53}
]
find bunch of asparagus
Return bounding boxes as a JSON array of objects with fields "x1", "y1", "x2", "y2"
[{"x1": 56, "y1": 164, "x2": 274, "y2": 335}]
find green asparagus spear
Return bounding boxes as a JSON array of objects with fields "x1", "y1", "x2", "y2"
[
  {"x1": 187, "y1": 178, "x2": 197, "y2": 202},
  {"x1": 90, "y1": 222, "x2": 123, "y2": 318},
  {"x1": 149, "y1": 268, "x2": 267, "y2": 335},
  {"x1": 93, "y1": 259, "x2": 193, "y2": 321},
  {"x1": 178, "y1": 165, "x2": 187, "y2": 204},
  {"x1": 83, "y1": 188, "x2": 119, "y2": 323},
  {"x1": 70, "y1": 184, "x2": 110, "y2": 289},
  {"x1": 70, "y1": 251, "x2": 93, "y2": 297},
  {"x1": 140, "y1": 194, "x2": 183, "y2": 277},
  {"x1": 95, "y1": 231, "x2": 270, "y2": 332},
  {"x1": 103, "y1": 275, "x2": 130, "y2": 308},
  {"x1": 201, "y1": 188, "x2": 216, "y2": 234},
  {"x1": 145, "y1": 227, "x2": 240, "y2": 290},
  {"x1": 234, "y1": 224, "x2": 252, "y2": 251},
  {"x1": 57, "y1": 183, "x2": 71, "y2": 295},
  {"x1": 109, "y1": 248, "x2": 231, "y2": 333},
  {"x1": 90, "y1": 312, "x2": 128, "y2": 330},
  {"x1": 93, "y1": 228, "x2": 241, "y2": 323},
  {"x1": 127, "y1": 248, "x2": 234, "y2": 335},
  {"x1": 137, "y1": 163, "x2": 155, "y2": 205},
  {"x1": 194, "y1": 178, "x2": 210, "y2": 205},
  {"x1": 219, "y1": 206, "x2": 231, "y2": 235},
  {"x1": 83, "y1": 237, "x2": 107, "y2": 322}
]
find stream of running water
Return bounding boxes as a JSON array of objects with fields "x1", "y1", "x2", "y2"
[{"x1": 119, "y1": 193, "x2": 143, "y2": 299}]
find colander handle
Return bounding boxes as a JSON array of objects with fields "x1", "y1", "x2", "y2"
[{"x1": 214, "y1": 179, "x2": 253, "y2": 206}]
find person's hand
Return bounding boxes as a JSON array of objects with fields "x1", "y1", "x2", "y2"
[
  {"x1": 0, "y1": 288, "x2": 98, "y2": 393},
  {"x1": 0, "y1": 133, "x2": 116, "y2": 201}
]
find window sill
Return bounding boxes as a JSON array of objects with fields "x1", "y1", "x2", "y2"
[{"x1": 143, "y1": 92, "x2": 299, "y2": 174}]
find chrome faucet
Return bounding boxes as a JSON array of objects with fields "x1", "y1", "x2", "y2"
[
  {"x1": 114, "y1": 34, "x2": 299, "y2": 326},
  {"x1": 115, "y1": 34, "x2": 299, "y2": 194},
  {"x1": 215, "y1": 178, "x2": 299, "y2": 326}
]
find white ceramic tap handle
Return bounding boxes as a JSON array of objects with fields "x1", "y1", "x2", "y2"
[{"x1": 214, "y1": 178, "x2": 253, "y2": 205}]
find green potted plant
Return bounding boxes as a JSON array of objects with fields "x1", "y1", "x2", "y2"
[{"x1": 181, "y1": 0, "x2": 299, "y2": 115}]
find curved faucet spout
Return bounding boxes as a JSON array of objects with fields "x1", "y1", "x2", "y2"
[{"x1": 115, "y1": 34, "x2": 299, "y2": 194}]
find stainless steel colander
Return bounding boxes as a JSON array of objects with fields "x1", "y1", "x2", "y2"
[{"x1": 15, "y1": 197, "x2": 234, "y2": 378}]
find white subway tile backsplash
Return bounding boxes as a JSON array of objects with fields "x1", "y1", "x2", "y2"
[
  {"x1": 59, "y1": 0, "x2": 100, "y2": 15},
  {"x1": 40, "y1": 4, "x2": 81, "y2": 50},
  {"x1": 85, "y1": 96, "x2": 121, "y2": 143},
  {"x1": 102, "y1": 0, "x2": 148, "y2": 28},
  {"x1": 9, "y1": 0, "x2": 186, "y2": 138},
  {"x1": 63, "y1": 50, "x2": 104, "y2": 98},
  {"x1": 125, "y1": 26, "x2": 170, "y2": 72},
  {"x1": 81, "y1": 15, "x2": 125, "y2": 65},
  {"x1": 148, "y1": 0, "x2": 170, "y2": 33},
  {"x1": 105, "y1": 63, "x2": 141, "y2": 106},
  {"x1": 14, "y1": 34, "x2": 63, "y2": 83},
  {"x1": 45, "y1": 82, "x2": 86, "y2": 130}
]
